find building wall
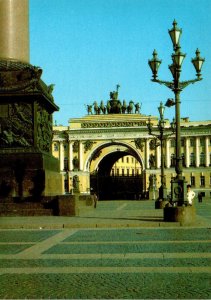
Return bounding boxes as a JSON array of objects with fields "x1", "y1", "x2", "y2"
[{"x1": 52, "y1": 115, "x2": 211, "y2": 198}]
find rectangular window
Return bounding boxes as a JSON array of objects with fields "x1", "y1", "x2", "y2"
[
  {"x1": 126, "y1": 157, "x2": 129, "y2": 163},
  {"x1": 200, "y1": 138, "x2": 205, "y2": 146},
  {"x1": 171, "y1": 139, "x2": 176, "y2": 147},
  {"x1": 127, "y1": 169, "x2": 130, "y2": 176},
  {"x1": 191, "y1": 176, "x2": 195, "y2": 187},
  {"x1": 122, "y1": 169, "x2": 124, "y2": 176},
  {"x1": 190, "y1": 139, "x2": 195, "y2": 147},
  {"x1": 200, "y1": 176, "x2": 205, "y2": 187}
]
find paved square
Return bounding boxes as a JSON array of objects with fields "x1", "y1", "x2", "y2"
[{"x1": 0, "y1": 200, "x2": 211, "y2": 299}]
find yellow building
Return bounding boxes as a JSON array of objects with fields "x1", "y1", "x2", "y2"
[{"x1": 52, "y1": 112, "x2": 211, "y2": 200}]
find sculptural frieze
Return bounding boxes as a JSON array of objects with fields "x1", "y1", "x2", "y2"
[
  {"x1": 0, "y1": 61, "x2": 42, "y2": 92},
  {"x1": 81, "y1": 121, "x2": 146, "y2": 128},
  {"x1": 134, "y1": 138, "x2": 145, "y2": 151},
  {"x1": 83, "y1": 140, "x2": 95, "y2": 153},
  {"x1": 37, "y1": 105, "x2": 52, "y2": 152},
  {"x1": 0, "y1": 60, "x2": 57, "y2": 106},
  {"x1": 0, "y1": 102, "x2": 33, "y2": 148}
]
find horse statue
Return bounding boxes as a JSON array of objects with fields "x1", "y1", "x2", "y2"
[
  {"x1": 100, "y1": 100, "x2": 106, "y2": 114},
  {"x1": 117, "y1": 101, "x2": 122, "y2": 113},
  {"x1": 135, "y1": 102, "x2": 142, "y2": 114},
  {"x1": 127, "y1": 101, "x2": 134, "y2": 114},
  {"x1": 86, "y1": 104, "x2": 92, "y2": 115},
  {"x1": 122, "y1": 100, "x2": 127, "y2": 114},
  {"x1": 93, "y1": 101, "x2": 99, "y2": 115},
  {"x1": 106, "y1": 101, "x2": 111, "y2": 114}
]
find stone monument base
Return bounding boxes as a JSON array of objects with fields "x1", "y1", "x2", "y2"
[
  {"x1": 0, "y1": 152, "x2": 63, "y2": 198},
  {"x1": 0, "y1": 194, "x2": 95, "y2": 216},
  {"x1": 164, "y1": 206, "x2": 196, "y2": 225}
]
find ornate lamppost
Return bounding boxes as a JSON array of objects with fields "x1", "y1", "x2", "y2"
[
  {"x1": 148, "y1": 20, "x2": 205, "y2": 208},
  {"x1": 147, "y1": 102, "x2": 175, "y2": 208}
]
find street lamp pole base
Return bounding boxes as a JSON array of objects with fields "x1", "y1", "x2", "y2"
[
  {"x1": 155, "y1": 185, "x2": 169, "y2": 209},
  {"x1": 164, "y1": 206, "x2": 196, "y2": 225},
  {"x1": 155, "y1": 199, "x2": 169, "y2": 209}
]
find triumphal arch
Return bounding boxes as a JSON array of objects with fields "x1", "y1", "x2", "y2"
[{"x1": 53, "y1": 87, "x2": 211, "y2": 200}]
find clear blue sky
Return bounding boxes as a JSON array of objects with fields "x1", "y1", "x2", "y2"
[{"x1": 30, "y1": 0, "x2": 211, "y2": 126}]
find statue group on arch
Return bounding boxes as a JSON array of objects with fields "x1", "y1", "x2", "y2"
[{"x1": 85, "y1": 89, "x2": 141, "y2": 115}]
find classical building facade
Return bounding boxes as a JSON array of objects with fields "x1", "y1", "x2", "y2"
[{"x1": 52, "y1": 111, "x2": 211, "y2": 200}]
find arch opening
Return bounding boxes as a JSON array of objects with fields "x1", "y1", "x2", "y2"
[{"x1": 90, "y1": 145, "x2": 143, "y2": 200}]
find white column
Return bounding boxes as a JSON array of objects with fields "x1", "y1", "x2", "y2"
[
  {"x1": 68, "y1": 141, "x2": 73, "y2": 171},
  {"x1": 145, "y1": 139, "x2": 150, "y2": 169},
  {"x1": 79, "y1": 141, "x2": 83, "y2": 171},
  {"x1": 185, "y1": 138, "x2": 190, "y2": 168},
  {"x1": 59, "y1": 141, "x2": 64, "y2": 171},
  {"x1": 156, "y1": 145, "x2": 160, "y2": 168},
  {"x1": 205, "y1": 136, "x2": 209, "y2": 167},
  {"x1": 195, "y1": 137, "x2": 200, "y2": 167},
  {"x1": 165, "y1": 139, "x2": 170, "y2": 168}
]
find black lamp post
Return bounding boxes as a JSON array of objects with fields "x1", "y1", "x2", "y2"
[
  {"x1": 147, "y1": 102, "x2": 175, "y2": 207},
  {"x1": 148, "y1": 20, "x2": 205, "y2": 206}
]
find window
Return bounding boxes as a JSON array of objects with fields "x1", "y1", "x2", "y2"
[
  {"x1": 190, "y1": 153, "x2": 195, "y2": 166},
  {"x1": 190, "y1": 139, "x2": 195, "y2": 147},
  {"x1": 191, "y1": 176, "x2": 195, "y2": 187},
  {"x1": 111, "y1": 169, "x2": 115, "y2": 176},
  {"x1": 126, "y1": 157, "x2": 129, "y2": 163},
  {"x1": 116, "y1": 169, "x2": 119, "y2": 176},
  {"x1": 200, "y1": 175, "x2": 205, "y2": 187},
  {"x1": 200, "y1": 152, "x2": 205, "y2": 166},
  {"x1": 127, "y1": 169, "x2": 130, "y2": 176},
  {"x1": 122, "y1": 169, "x2": 125, "y2": 176},
  {"x1": 181, "y1": 139, "x2": 185, "y2": 147},
  {"x1": 131, "y1": 157, "x2": 134, "y2": 163},
  {"x1": 200, "y1": 138, "x2": 205, "y2": 146},
  {"x1": 132, "y1": 169, "x2": 134, "y2": 176},
  {"x1": 122, "y1": 157, "x2": 124, "y2": 163},
  {"x1": 171, "y1": 139, "x2": 176, "y2": 147}
]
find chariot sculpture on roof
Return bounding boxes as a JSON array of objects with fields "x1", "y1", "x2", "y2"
[{"x1": 86, "y1": 84, "x2": 142, "y2": 115}]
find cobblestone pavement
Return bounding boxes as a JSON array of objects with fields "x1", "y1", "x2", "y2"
[{"x1": 0, "y1": 200, "x2": 211, "y2": 299}]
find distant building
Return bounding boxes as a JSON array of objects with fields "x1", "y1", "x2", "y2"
[{"x1": 52, "y1": 113, "x2": 211, "y2": 200}]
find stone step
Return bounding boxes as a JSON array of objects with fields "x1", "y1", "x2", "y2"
[
  {"x1": 0, "y1": 208, "x2": 53, "y2": 216},
  {"x1": 0, "y1": 202, "x2": 54, "y2": 216},
  {"x1": 0, "y1": 202, "x2": 45, "y2": 209}
]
